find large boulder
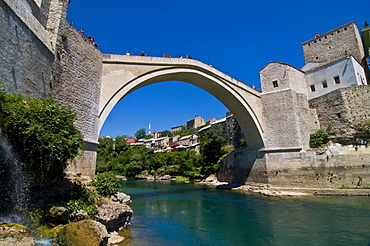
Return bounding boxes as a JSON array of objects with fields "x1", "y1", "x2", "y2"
[
  {"x1": 96, "y1": 198, "x2": 133, "y2": 232},
  {"x1": 58, "y1": 220, "x2": 108, "y2": 246},
  {"x1": 0, "y1": 223, "x2": 35, "y2": 246}
]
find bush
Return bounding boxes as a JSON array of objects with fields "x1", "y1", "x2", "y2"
[
  {"x1": 0, "y1": 90, "x2": 84, "y2": 184},
  {"x1": 354, "y1": 120, "x2": 370, "y2": 145},
  {"x1": 200, "y1": 125, "x2": 227, "y2": 174},
  {"x1": 91, "y1": 172, "x2": 123, "y2": 197},
  {"x1": 64, "y1": 182, "x2": 97, "y2": 217},
  {"x1": 309, "y1": 129, "x2": 330, "y2": 148}
]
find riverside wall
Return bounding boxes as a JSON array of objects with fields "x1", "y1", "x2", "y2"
[
  {"x1": 309, "y1": 85, "x2": 370, "y2": 139},
  {"x1": 219, "y1": 144, "x2": 370, "y2": 188}
]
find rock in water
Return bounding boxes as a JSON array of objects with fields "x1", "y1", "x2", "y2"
[
  {"x1": 110, "y1": 192, "x2": 132, "y2": 204},
  {"x1": 96, "y1": 198, "x2": 133, "y2": 231}
]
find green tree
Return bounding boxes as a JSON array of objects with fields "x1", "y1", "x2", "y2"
[
  {"x1": 114, "y1": 135, "x2": 129, "y2": 154},
  {"x1": 199, "y1": 124, "x2": 227, "y2": 174},
  {"x1": 309, "y1": 129, "x2": 330, "y2": 148},
  {"x1": 0, "y1": 90, "x2": 83, "y2": 184},
  {"x1": 134, "y1": 128, "x2": 146, "y2": 139},
  {"x1": 91, "y1": 172, "x2": 123, "y2": 197},
  {"x1": 96, "y1": 137, "x2": 115, "y2": 172},
  {"x1": 354, "y1": 120, "x2": 370, "y2": 145},
  {"x1": 160, "y1": 130, "x2": 172, "y2": 137}
]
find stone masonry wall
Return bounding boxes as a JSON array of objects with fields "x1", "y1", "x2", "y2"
[
  {"x1": 261, "y1": 90, "x2": 303, "y2": 149},
  {"x1": 220, "y1": 144, "x2": 370, "y2": 188},
  {"x1": 309, "y1": 85, "x2": 370, "y2": 139},
  {"x1": 50, "y1": 19, "x2": 102, "y2": 176},
  {"x1": 51, "y1": 19, "x2": 102, "y2": 143},
  {"x1": 0, "y1": 0, "x2": 54, "y2": 98},
  {"x1": 302, "y1": 22, "x2": 365, "y2": 65}
]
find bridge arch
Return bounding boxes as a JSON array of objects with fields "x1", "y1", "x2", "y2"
[{"x1": 100, "y1": 55, "x2": 264, "y2": 150}]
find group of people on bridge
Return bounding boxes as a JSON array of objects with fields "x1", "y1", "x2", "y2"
[
  {"x1": 79, "y1": 29, "x2": 99, "y2": 48},
  {"x1": 124, "y1": 51, "x2": 193, "y2": 59}
]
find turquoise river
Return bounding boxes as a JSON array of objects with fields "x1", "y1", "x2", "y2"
[{"x1": 122, "y1": 180, "x2": 370, "y2": 246}]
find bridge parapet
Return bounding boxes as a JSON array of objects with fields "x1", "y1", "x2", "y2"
[{"x1": 102, "y1": 54, "x2": 259, "y2": 95}]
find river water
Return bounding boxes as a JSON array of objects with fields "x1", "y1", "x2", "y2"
[{"x1": 122, "y1": 180, "x2": 370, "y2": 246}]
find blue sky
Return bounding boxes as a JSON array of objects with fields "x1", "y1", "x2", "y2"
[{"x1": 67, "y1": 1, "x2": 370, "y2": 138}]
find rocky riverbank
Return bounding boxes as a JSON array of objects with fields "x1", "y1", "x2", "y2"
[
  {"x1": 232, "y1": 183, "x2": 370, "y2": 196},
  {"x1": 0, "y1": 174, "x2": 134, "y2": 246},
  {"x1": 134, "y1": 172, "x2": 370, "y2": 197},
  {"x1": 196, "y1": 175, "x2": 370, "y2": 197}
]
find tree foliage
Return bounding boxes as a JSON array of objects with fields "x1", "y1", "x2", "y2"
[
  {"x1": 97, "y1": 124, "x2": 228, "y2": 178},
  {"x1": 160, "y1": 130, "x2": 172, "y2": 137},
  {"x1": 0, "y1": 90, "x2": 84, "y2": 183},
  {"x1": 91, "y1": 172, "x2": 123, "y2": 197},
  {"x1": 97, "y1": 136, "x2": 202, "y2": 177},
  {"x1": 199, "y1": 124, "x2": 227, "y2": 174},
  {"x1": 134, "y1": 128, "x2": 146, "y2": 139},
  {"x1": 309, "y1": 129, "x2": 330, "y2": 148}
]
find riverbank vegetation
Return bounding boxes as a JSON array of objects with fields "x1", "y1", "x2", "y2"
[
  {"x1": 0, "y1": 89, "x2": 127, "y2": 244},
  {"x1": 0, "y1": 89, "x2": 84, "y2": 184},
  {"x1": 0, "y1": 89, "x2": 85, "y2": 214},
  {"x1": 310, "y1": 120, "x2": 370, "y2": 148},
  {"x1": 97, "y1": 124, "x2": 229, "y2": 178}
]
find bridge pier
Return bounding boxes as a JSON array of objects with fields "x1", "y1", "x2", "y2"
[{"x1": 65, "y1": 141, "x2": 98, "y2": 177}]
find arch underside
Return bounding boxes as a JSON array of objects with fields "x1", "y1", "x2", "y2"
[{"x1": 100, "y1": 67, "x2": 264, "y2": 150}]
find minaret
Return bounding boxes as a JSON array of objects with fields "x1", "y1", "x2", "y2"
[{"x1": 148, "y1": 123, "x2": 152, "y2": 134}]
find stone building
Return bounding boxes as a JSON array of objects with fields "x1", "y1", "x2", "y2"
[
  {"x1": 187, "y1": 116, "x2": 206, "y2": 129},
  {"x1": 303, "y1": 56, "x2": 367, "y2": 99},
  {"x1": 219, "y1": 22, "x2": 370, "y2": 186},
  {"x1": 302, "y1": 22, "x2": 368, "y2": 77},
  {"x1": 260, "y1": 22, "x2": 369, "y2": 146},
  {"x1": 171, "y1": 125, "x2": 184, "y2": 133},
  {"x1": 198, "y1": 112, "x2": 246, "y2": 149},
  {"x1": 302, "y1": 22, "x2": 370, "y2": 141},
  {"x1": 259, "y1": 62, "x2": 319, "y2": 151}
]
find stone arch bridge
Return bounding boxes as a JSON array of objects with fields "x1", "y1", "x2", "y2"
[
  {"x1": 99, "y1": 54, "x2": 264, "y2": 150},
  {"x1": 72, "y1": 54, "x2": 317, "y2": 185}
]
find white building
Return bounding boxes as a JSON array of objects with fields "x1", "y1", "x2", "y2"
[{"x1": 303, "y1": 56, "x2": 367, "y2": 99}]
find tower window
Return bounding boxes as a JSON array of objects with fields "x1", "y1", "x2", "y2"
[
  {"x1": 272, "y1": 80, "x2": 278, "y2": 88},
  {"x1": 334, "y1": 76, "x2": 341, "y2": 84},
  {"x1": 310, "y1": 84, "x2": 316, "y2": 92},
  {"x1": 322, "y1": 80, "x2": 328, "y2": 88}
]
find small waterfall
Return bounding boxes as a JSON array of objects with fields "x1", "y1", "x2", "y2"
[{"x1": 0, "y1": 133, "x2": 31, "y2": 224}]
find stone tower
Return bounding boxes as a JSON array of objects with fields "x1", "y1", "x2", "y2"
[
  {"x1": 260, "y1": 62, "x2": 319, "y2": 151},
  {"x1": 302, "y1": 22, "x2": 369, "y2": 79}
]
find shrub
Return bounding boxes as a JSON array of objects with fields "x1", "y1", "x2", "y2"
[
  {"x1": 91, "y1": 172, "x2": 123, "y2": 197},
  {"x1": 354, "y1": 120, "x2": 370, "y2": 145},
  {"x1": 0, "y1": 90, "x2": 84, "y2": 184},
  {"x1": 309, "y1": 129, "x2": 330, "y2": 148},
  {"x1": 64, "y1": 182, "x2": 97, "y2": 217}
]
